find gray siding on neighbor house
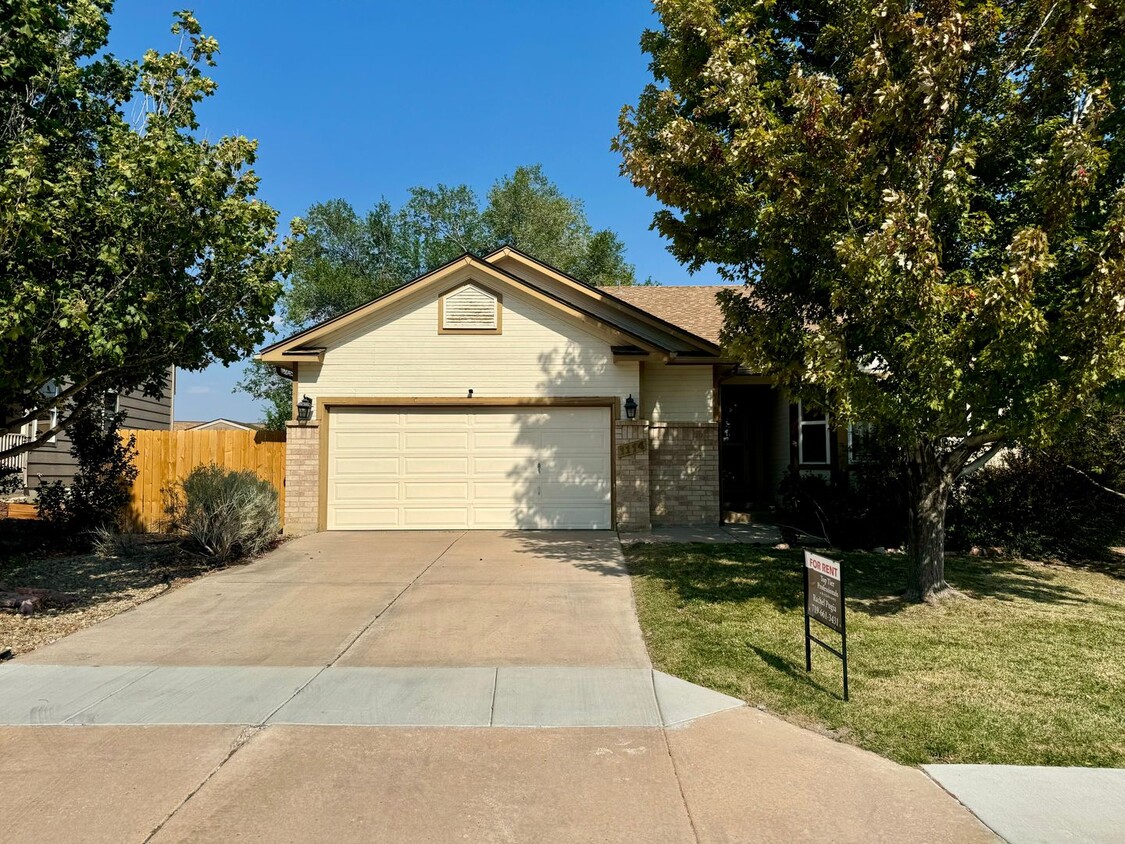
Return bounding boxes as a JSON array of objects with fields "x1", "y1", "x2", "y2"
[
  {"x1": 118, "y1": 390, "x2": 173, "y2": 429},
  {"x1": 24, "y1": 371, "x2": 174, "y2": 490}
]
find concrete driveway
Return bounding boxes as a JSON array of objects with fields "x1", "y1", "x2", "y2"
[
  {"x1": 21, "y1": 531, "x2": 649, "y2": 668},
  {"x1": 1, "y1": 531, "x2": 996, "y2": 843}
]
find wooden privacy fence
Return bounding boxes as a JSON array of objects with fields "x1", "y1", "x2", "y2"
[{"x1": 122, "y1": 429, "x2": 287, "y2": 531}]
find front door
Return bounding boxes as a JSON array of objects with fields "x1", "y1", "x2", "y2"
[{"x1": 720, "y1": 385, "x2": 778, "y2": 513}]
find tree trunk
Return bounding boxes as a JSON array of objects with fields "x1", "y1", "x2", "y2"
[{"x1": 905, "y1": 443, "x2": 954, "y2": 602}]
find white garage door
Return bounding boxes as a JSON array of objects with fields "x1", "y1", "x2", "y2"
[{"x1": 326, "y1": 406, "x2": 612, "y2": 530}]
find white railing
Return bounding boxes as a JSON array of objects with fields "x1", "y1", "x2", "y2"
[{"x1": 0, "y1": 433, "x2": 30, "y2": 487}]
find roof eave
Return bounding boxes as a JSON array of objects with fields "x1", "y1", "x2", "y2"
[{"x1": 484, "y1": 245, "x2": 723, "y2": 357}]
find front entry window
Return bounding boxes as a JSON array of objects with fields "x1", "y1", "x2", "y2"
[{"x1": 798, "y1": 402, "x2": 830, "y2": 465}]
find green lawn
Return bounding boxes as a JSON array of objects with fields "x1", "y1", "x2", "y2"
[{"x1": 625, "y1": 543, "x2": 1125, "y2": 767}]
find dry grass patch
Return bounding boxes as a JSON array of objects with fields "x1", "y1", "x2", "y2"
[{"x1": 625, "y1": 544, "x2": 1125, "y2": 767}]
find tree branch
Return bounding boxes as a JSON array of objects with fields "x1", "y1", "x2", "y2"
[
  {"x1": 1066, "y1": 464, "x2": 1125, "y2": 501},
  {"x1": 957, "y1": 442, "x2": 1005, "y2": 478}
]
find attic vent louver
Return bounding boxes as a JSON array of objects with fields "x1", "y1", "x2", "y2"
[{"x1": 442, "y1": 284, "x2": 498, "y2": 330}]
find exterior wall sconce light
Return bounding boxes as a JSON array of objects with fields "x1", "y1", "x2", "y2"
[
  {"x1": 624, "y1": 394, "x2": 638, "y2": 420},
  {"x1": 296, "y1": 395, "x2": 313, "y2": 424},
  {"x1": 468, "y1": 388, "x2": 474, "y2": 398}
]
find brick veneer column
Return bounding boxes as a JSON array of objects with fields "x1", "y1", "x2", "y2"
[
  {"x1": 648, "y1": 422, "x2": 720, "y2": 526},
  {"x1": 614, "y1": 420, "x2": 651, "y2": 531},
  {"x1": 284, "y1": 421, "x2": 320, "y2": 535}
]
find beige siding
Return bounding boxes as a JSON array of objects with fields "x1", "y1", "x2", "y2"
[
  {"x1": 641, "y1": 364, "x2": 714, "y2": 423},
  {"x1": 487, "y1": 253, "x2": 700, "y2": 353},
  {"x1": 298, "y1": 283, "x2": 639, "y2": 411}
]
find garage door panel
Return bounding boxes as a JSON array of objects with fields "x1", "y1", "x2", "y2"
[
  {"x1": 471, "y1": 479, "x2": 530, "y2": 502},
  {"x1": 403, "y1": 508, "x2": 471, "y2": 528},
  {"x1": 472, "y1": 456, "x2": 536, "y2": 476},
  {"x1": 544, "y1": 428, "x2": 610, "y2": 448},
  {"x1": 331, "y1": 508, "x2": 402, "y2": 529},
  {"x1": 473, "y1": 506, "x2": 528, "y2": 527},
  {"x1": 403, "y1": 432, "x2": 470, "y2": 451},
  {"x1": 402, "y1": 457, "x2": 469, "y2": 475},
  {"x1": 332, "y1": 457, "x2": 400, "y2": 476},
  {"x1": 332, "y1": 411, "x2": 406, "y2": 431},
  {"x1": 333, "y1": 482, "x2": 401, "y2": 499},
  {"x1": 401, "y1": 481, "x2": 470, "y2": 500},
  {"x1": 525, "y1": 506, "x2": 609, "y2": 529},
  {"x1": 401, "y1": 412, "x2": 471, "y2": 427},
  {"x1": 472, "y1": 430, "x2": 535, "y2": 450},
  {"x1": 330, "y1": 429, "x2": 402, "y2": 443},
  {"x1": 539, "y1": 477, "x2": 611, "y2": 496},
  {"x1": 327, "y1": 407, "x2": 611, "y2": 530}
]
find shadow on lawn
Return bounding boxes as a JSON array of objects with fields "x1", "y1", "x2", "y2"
[
  {"x1": 748, "y1": 643, "x2": 845, "y2": 698},
  {"x1": 624, "y1": 543, "x2": 1095, "y2": 617}
]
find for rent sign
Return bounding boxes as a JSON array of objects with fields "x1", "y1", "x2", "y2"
[
  {"x1": 805, "y1": 552, "x2": 843, "y2": 633},
  {"x1": 803, "y1": 550, "x2": 849, "y2": 701}
]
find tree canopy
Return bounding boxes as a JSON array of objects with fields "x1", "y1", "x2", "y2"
[
  {"x1": 615, "y1": 0, "x2": 1125, "y2": 599},
  {"x1": 241, "y1": 165, "x2": 638, "y2": 427},
  {"x1": 0, "y1": 2, "x2": 286, "y2": 460}
]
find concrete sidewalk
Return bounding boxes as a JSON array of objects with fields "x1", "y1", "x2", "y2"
[
  {"x1": 0, "y1": 664, "x2": 745, "y2": 727},
  {"x1": 926, "y1": 765, "x2": 1125, "y2": 844}
]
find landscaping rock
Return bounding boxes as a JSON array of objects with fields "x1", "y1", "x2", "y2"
[{"x1": 0, "y1": 587, "x2": 79, "y2": 615}]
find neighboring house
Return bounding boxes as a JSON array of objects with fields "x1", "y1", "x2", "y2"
[
  {"x1": 258, "y1": 248, "x2": 855, "y2": 534},
  {"x1": 6, "y1": 370, "x2": 175, "y2": 494},
  {"x1": 173, "y1": 419, "x2": 263, "y2": 432}
]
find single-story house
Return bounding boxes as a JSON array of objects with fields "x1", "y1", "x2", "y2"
[{"x1": 259, "y1": 247, "x2": 855, "y2": 534}]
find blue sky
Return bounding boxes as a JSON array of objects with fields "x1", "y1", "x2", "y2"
[{"x1": 106, "y1": 1, "x2": 722, "y2": 422}]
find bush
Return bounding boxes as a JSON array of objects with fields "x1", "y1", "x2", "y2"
[
  {"x1": 0, "y1": 466, "x2": 21, "y2": 496},
  {"x1": 777, "y1": 464, "x2": 908, "y2": 550},
  {"x1": 37, "y1": 408, "x2": 138, "y2": 540},
  {"x1": 165, "y1": 464, "x2": 279, "y2": 563},
  {"x1": 91, "y1": 525, "x2": 150, "y2": 559},
  {"x1": 949, "y1": 449, "x2": 1125, "y2": 561}
]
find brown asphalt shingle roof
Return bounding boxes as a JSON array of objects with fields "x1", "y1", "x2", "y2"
[{"x1": 604, "y1": 285, "x2": 738, "y2": 346}]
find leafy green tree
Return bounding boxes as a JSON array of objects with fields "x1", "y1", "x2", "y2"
[
  {"x1": 615, "y1": 0, "x2": 1125, "y2": 599},
  {"x1": 242, "y1": 166, "x2": 637, "y2": 425},
  {"x1": 484, "y1": 165, "x2": 635, "y2": 285},
  {"x1": 234, "y1": 362, "x2": 292, "y2": 432},
  {"x1": 0, "y1": 3, "x2": 286, "y2": 460},
  {"x1": 283, "y1": 199, "x2": 417, "y2": 327}
]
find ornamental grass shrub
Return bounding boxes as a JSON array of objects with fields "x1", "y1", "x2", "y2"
[{"x1": 165, "y1": 464, "x2": 279, "y2": 564}]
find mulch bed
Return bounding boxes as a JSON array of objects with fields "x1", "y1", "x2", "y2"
[{"x1": 0, "y1": 533, "x2": 215, "y2": 658}]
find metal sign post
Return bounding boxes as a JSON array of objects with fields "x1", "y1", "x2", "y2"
[{"x1": 803, "y1": 550, "x2": 849, "y2": 701}]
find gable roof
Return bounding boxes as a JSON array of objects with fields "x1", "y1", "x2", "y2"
[
  {"x1": 604, "y1": 285, "x2": 736, "y2": 346},
  {"x1": 173, "y1": 419, "x2": 261, "y2": 431},
  {"x1": 258, "y1": 251, "x2": 724, "y2": 364},
  {"x1": 482, "y1": 246, "x2": 724, "y2": 355}
]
